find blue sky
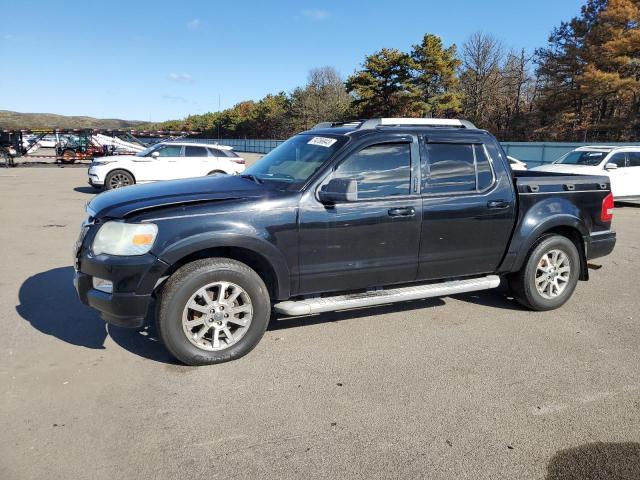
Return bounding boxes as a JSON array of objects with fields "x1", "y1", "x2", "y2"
[{"x1": 0, "y1": 0, "x2": 585, "y2": 122}]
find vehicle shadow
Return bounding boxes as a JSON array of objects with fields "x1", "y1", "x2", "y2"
[
  {"x1": 545, "y1": 442, "x2": 640, "y2": 480},
  {"x1": 73, "y1": 186, "x2": 99, "y2": 195},
  {"x1": 16, "y1": 266, "x2": 177, "y2": 364},
  {"x1": 17, "y1": 267, "x2": 526, "y2": 364}
]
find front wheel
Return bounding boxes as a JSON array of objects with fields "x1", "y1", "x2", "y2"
[
  {"x1": 60, "y1": 149, "x2": 76, "y2": 164},
  {"x1": 509, "y1": 235, "x2": 580, "y2": 311},
  {"x1": 156, "y1": 258, "x2": 271, "y2": 365},
  {"x1": 105, "y1": 169, "x2": 135, "y2": 190}
]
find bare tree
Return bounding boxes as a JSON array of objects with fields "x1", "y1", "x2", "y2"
[
  {"x1": 291, "y1": 66, "x2": 351, "y2": 130},
  {"x1": 460, "y1": 32, "x2": 504, "y2": 127}
]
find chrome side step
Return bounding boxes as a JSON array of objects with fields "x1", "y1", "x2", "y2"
[{"x1": 273, "y1": 275, "x2": 501, "y2": 316}]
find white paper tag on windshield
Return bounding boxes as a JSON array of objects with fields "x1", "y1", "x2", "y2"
[{"x1": 307, "y1": 136, "x2": 337, "y2": 147}]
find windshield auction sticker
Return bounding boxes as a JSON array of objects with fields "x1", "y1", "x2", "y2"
[{"x1": 307, "y1": 137, "x2": 337, "y2": 147}]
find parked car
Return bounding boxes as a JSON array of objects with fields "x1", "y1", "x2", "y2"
[
  {"x1": 507, "y1": 155, "x2": 527, "y2": 171},
  {"x1": 37, "y1": 134, "x2": 64, "y2": 148},
  {"x1": 74, "y1": 118, "x2": 616, "y2": 365},
  {"x1": 532, "y1": 146, "x2": 640, "y2": 201},
  {"x1": 87, "y1": 142, "x2": 246, "y2": 190}
]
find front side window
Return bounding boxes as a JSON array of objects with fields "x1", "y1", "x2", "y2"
[
  {"x1": 331, "y1": 143, "x2": 411, "y2": 199},
  {"x1": 423, "y1": 143, "x2": 495, "y2": 194},
  {"x1": 157, "y1": 145, "x2": 182, "y2": 157},
  {"x1": 184, "y1": 146, "x2": 208, "y2": 157},
  {"x1": 607, "y1": 152, "x2": 627, "y2": 168},
  {"x1": 627, "y1": 152, "x2": 640, "y2": 167}
]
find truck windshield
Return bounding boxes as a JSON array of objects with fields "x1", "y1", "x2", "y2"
[
  {"x1": 555, "y1": 150, "x2": 607, "y2": 166},
  {"x1": 243, "y1": 134, "x2": 346, "y2": 189}
]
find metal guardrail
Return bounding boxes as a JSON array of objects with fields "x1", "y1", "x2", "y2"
[{"x1": 181, "y1": 138, "x2": 640, "y2": 165}]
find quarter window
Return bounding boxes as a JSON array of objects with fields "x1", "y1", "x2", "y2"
[
  {"x1": 422, "y1": 143, "x2": 495, "y2": 194},
  {"x1": 332, "y1": 143, "x2": 412, "y2": 199}
]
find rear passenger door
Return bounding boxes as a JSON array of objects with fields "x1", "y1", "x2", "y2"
[{"x1": 417, "y1": 134, "x2": 516, "y2": 280}]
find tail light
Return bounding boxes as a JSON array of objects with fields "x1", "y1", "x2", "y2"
[
  {"x1": 601, "y1": 192, "x2": 614, "y2": 222},
  {"x1": 231, "y1": 158, "x2": 245, "y2": 165}
]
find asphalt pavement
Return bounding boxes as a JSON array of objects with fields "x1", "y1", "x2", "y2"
[{"x1": 1, "y1": 167, "x2": 639, "y2": 480}]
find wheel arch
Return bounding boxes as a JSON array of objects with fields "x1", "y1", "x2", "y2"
[
  {"x1": 511, "y1": 219, "x2": 589, "y2": 281},
  {"x1": 155, "y1": 235, "x2": 290, "y2": 300}
]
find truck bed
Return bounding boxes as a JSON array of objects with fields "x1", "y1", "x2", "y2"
[{"x1": 513, "y1": 169, "x2": 611, "y2": 196}]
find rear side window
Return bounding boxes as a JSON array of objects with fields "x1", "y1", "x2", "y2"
[
  {"x1": 184, "y1": 146, "x2": 209, "y2": 157},
  {"x1": 333, "y1": 143, "x2": 411, "y2": 199},
  {"x1": 422, "y1": 143, "x2": 495, "y2": 194}
]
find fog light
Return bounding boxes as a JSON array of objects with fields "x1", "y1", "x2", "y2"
[{"x1": 92, "y1": 277, "x2": 113, "y2": 294}]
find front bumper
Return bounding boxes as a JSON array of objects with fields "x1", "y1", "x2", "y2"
[
  {"x1": 587, "y1": 230, "x2": 616, "y2": 260},
  {"x1": 74, "y1": 242, "x2": 170, "y2": 328}
]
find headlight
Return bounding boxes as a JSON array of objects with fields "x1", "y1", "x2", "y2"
[
  {"x1": 92, "y1": 221, "x2": 158, "y2": 256},
  {"x1": 91, "y1": 160, "x2": 116, "y2": 166}
]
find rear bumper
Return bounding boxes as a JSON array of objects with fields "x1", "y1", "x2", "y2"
[{"x1": 587, "y1": 231, "x2": 616, "y2": 260}]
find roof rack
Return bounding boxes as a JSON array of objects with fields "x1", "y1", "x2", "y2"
[
  {"x1": 311, "y1": 118, "x2": 477, "y2": 131},
  {"x1": 360, "y1": 118, "x2": 477, "y2": 129}
]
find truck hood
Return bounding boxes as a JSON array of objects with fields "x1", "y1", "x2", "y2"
[
  {"x1": 531, "y1": 164, "x2": 604, "y2": 175},
  {"x1": 87, "y1": 175, "x2": 268, "y2": 219}
]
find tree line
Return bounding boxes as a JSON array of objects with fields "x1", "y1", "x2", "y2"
[{"x1": 149, "y1": 0, "x2": 639, "y2": 142}]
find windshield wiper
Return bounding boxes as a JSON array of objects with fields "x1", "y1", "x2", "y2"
[{"x1": 240, "y1": 174, "x2": 263, "y2": 184}]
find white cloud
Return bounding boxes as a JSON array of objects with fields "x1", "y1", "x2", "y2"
[
  {"x1": 187, "y1": 19, "x2": 201, "y2": 30},
  {"x1": 167, "y1": 73, "x2": 193, "y2": 83},
  {"x1": 302, "y1": 9, "x2": 329, "y2": 21}
]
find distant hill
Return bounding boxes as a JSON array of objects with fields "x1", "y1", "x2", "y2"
[{"x1": 0, "y1": 110, "x2": 146, "y2": 130}]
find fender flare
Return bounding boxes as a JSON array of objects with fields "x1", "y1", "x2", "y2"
[
  {"x1": 505, "y1": 213, "x2": 589, "y2": 273},
  {"x1": 155, "y1": 232, "x2": 291, "y2": 299}
]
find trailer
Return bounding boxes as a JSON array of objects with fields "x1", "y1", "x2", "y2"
[{"x1": 1, "y1": 129, "x2": 200, "y2": 165}]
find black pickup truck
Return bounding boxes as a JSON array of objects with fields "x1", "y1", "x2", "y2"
[{"x1": 74, "y1": 118, "x2": 616, "y2": 365}]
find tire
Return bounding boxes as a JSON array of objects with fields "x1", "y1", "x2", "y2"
[
  {"x1": 207, "y1": 170, "x2": 227, "y2": 176},
  {"x1": 60, "y1": 149, "x2": 76, "y2": 164},
  {"x1": 156, "y1": 258, "x2": 271, "y2": 366},
  {"x1": 105, "y1": 169, "x2": 135, "y2": 190},
  {"x1": 509, "y1": 234, "x2": 580, "y2": 311}
]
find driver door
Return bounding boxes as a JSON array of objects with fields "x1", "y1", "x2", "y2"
[
  {"x1": 134, "y1": 144, "x2": 183, "y2": 182},
  {"x1": 297, "y1": 135, "x2": 422, "y2": 295}
]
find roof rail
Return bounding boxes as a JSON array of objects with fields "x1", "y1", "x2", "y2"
[
  {"x1": 360, "y1": 118, "x2": 477, "y2": 130},
  {"x1": 311, "y1": 120, "x2": 364, "y2": 130}
]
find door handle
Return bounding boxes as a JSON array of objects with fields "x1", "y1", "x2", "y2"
[
  {"x1": 388, "y1": 207, "x2": 415, "y2": 217},
  {"x1": 487, "y1": 200, "x2": 510, "y2": 209}
]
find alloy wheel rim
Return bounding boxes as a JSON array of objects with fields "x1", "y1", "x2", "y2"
[
  {"x1": 181, "y1": 281, "x2": 253, "y2": 351},
  {"x1": 109, "y1": 173, "x2": 130, "y2": 189},
  {"x1": 535, "y1": 249, "x2": 571, "y2": 299}
]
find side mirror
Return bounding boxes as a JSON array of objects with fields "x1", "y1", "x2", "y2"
[
  {"x1": 318, "y1": 178, "x2": 358, "y2": 204},
  {"x1": 605, "y1": 163, "x2": 618, "y2": 170},
  {"x1": 151, "y1": 151, "x2": 160, "y2": 158}
]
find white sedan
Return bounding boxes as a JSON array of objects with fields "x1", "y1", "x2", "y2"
[
  {"x1": 531, "y1": 146, "x2": 640, "y2": 201},
  {"x1": 88, "y1": 142, "x2": 246, "y2": 190}
]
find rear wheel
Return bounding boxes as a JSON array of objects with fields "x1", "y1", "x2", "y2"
[
  {"x1": 60, "y1": 149, "x2": 76, "y2": 164},
  {"x1": 105, "y1": 169, "x2": 135, "y2": 190},
  {"x1": 509, "y1": 235, "x2": 580, "y2": 311},
  {"x1": 156, "y1": 258, "x2": 271, "y2": 366}
]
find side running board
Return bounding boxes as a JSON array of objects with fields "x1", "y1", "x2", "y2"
[{"x1": 273, "y1": 275, "x2": 501, "y2": 316}]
